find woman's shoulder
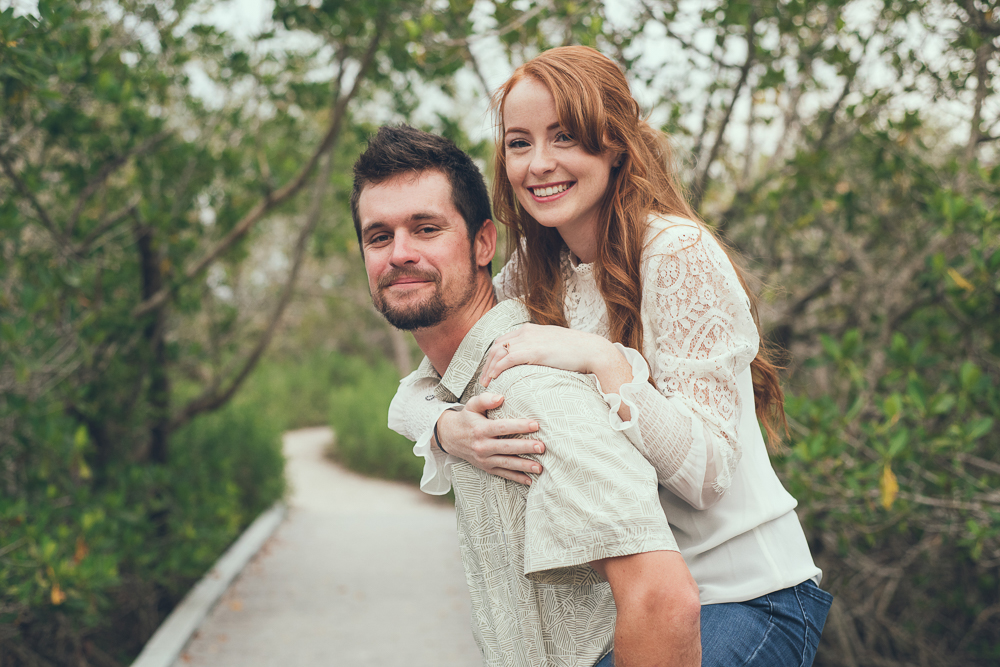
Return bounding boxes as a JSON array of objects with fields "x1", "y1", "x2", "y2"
[{"x1": 642, "y1": 213, "x2": 711, "y2": 256}]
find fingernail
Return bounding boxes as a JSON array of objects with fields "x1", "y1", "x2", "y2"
[
  {"x1": 525, "y1": 478, "x2": 532, "y2": 485},
  {"x1": 534, "y1": 444, "x2": 543, "y2": 454},
  {"x1": 532, "y1": 465, "x2": 541, "y2": 474},
  {"x1": 529, "y1": 421, "x2": 538, "y2": 430}
]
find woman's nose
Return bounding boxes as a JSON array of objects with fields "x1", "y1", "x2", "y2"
[{"x1": 529, "y1": 145, "x2": 556, "y2": 175}]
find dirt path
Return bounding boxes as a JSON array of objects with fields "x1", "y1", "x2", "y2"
[{"x1": 173, "y1": 427, "x2": 481, "y2": 666}]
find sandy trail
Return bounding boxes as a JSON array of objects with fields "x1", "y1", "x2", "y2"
[{"x1": 174, "y1": 427, "x2": 481, "y2": 666}]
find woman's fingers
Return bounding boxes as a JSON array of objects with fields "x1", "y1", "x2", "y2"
[{"x1": 481, "y1": 335, "x2": 521, "y2": 387}]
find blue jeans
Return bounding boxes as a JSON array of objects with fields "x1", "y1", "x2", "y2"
[{"x1": 593, "y1": 580, "x2": 832, "y2": 667}]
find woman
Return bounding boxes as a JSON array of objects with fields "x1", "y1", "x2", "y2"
[{"x1": 388, "y1": 46, "x2": 831, "y2": 667}]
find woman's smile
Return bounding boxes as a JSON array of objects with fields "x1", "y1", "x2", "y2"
[{"x1": 529, "y1": 181, "x2": 574, "y2": 200}]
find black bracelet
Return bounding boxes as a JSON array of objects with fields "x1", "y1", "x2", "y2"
[{"x1": 434, "y1": 417, "x2": 449, "y2": 455}]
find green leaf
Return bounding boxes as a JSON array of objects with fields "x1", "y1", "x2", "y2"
[
  {"x1": 73, "y1": 425, "x2": 88, "y2": 449},
  {"x1": 967, "y1": 417, "x2": 994, "y2": 442},
  {"x1": 960, "y1": 362, "x2": 981, "y2": 392}
]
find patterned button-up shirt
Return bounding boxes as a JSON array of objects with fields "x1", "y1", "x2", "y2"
[{"x1": 413, "y1": 299, "x2": 678, "y2": 667}]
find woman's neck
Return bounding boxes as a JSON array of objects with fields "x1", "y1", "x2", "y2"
[{"x1": 559, "y1": 227, "x2": 598, "y2": 265}]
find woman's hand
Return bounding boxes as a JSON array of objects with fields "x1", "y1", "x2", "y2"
[
  {"x1": 482, "y1": 324, "x2": 632, "y2": 386},
  {"x1": 437, "y1": 393, "x2": 546, "y2": 485},
  {"x1": 480, "y1": 323, "x2": 637, "y2": 421}
]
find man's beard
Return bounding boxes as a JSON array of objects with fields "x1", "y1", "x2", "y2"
[{"x1": 372, "y1": 268, "x2": 457, "y2": 330}]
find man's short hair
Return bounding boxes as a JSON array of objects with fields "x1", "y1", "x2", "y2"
[{"x1": 351, "y1": 125, "x2": 493, "y2": 266}]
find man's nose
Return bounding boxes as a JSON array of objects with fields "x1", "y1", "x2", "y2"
[{"x1": 389, "y1": 232, "x2": 420, "y2": 265}]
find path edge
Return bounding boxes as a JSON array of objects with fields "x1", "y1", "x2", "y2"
[{"x1": 130, "y1": 501, "x2": 288, "y2": 667}]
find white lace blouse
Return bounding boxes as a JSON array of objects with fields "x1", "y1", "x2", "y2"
[{"x1": 387, "y1": 214, "x2": 821, "y2": 604}]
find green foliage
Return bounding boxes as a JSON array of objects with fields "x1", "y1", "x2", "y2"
[
  {"x1": 3, "y1": 0, "x2": 999, "y2": 666},
  {"x1": 0, "y1": 400, "x2": 284, "y2": 664},
  {"x1": 328, "y1": 355, "x2": 423, "y2": 483}
]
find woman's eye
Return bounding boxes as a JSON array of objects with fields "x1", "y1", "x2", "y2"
[
  {"x1": 555, "y1": 131, "x2": 574, "y2": 142},
  {"x1": 506, "y1": 138, "x2": 529, "y2": 149}
]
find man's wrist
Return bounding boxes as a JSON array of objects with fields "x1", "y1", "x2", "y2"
[{"x1": 435, "y1": 406, "x2": 463, "y2": 455}]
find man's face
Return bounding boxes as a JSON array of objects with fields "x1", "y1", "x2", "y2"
[{"x1": 358, "y1": 170, "x2": 482, "y2": 330}]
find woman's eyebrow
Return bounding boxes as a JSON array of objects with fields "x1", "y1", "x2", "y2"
[{"x1": 504, "y1": 122, "x2": 562, "y2": 135}]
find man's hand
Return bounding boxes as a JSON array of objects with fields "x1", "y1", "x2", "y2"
[
  {"x1": 592, "y1": 551, "x2": 701, "y2": 667},
  {"x1": 436, "y1": 393, "x2": 546, "y2": 484}
]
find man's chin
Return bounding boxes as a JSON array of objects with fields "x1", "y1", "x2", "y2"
[{"x1": 378, "y1": 303, "x2": 446, "y2": 331}]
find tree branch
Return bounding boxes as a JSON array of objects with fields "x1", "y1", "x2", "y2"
[
  {"x1": 132, "y1": 22, "x2": 386, "y2": 319},
  {"x1": 67, "y1": 130, "x2": 171, "y2": 236},
  {"x1": 79, "y1": 195, "x2": 141, "y2": 252},
  {"x1": 817, "y1": 68, "x2": 855, "y2": 151},
  {"x1": 691, "y1": 11, "x2": 757, "y2": 211},
  {"x1": 0, "y1": 151, "x2": 66, "y2": 248},
  {"x1": 170, "y1": 149, "x2": 335, "y2": 430}
]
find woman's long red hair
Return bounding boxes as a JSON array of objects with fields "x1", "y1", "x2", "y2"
[{"x1": 491, "y1": 46, "x2": 787, "y2": 446}]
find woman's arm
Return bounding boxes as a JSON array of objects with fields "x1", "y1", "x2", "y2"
[
  {"x1": 480, "y1": 222, "x2": 760, "y2": 509},
  {"x1": 611, "y1": 223, "x2": 760, "y2": 508}
]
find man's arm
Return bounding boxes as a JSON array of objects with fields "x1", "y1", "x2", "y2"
[
  {"x1": 591, "y1": 552, "x2": 701, "y2": 667},
  {"x1": 488, "y1": 367, "x2": 701, "y2": 665}
]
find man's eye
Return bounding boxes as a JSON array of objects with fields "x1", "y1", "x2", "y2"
[
  {"x1": 368, "y1": 234, "x2": 390, "y2": 245},
  {"x1": 417, "y1": 226, "x2": 439, "y2": 235}
]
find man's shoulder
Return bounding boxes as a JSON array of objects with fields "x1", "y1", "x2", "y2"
[{"x1": 483, "y1": 363, "x2": 594, "y2": 396}]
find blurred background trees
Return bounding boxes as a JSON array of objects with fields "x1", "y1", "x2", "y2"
[{"x1": 1, "y1": 0, "x2": 997, "y2": 665}]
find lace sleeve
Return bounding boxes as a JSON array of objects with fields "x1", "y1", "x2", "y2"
[
  {"x1": 613, "y1": 222, "x2": 760, "y2": 509},
  {"x1": 387, "y1": 368, "x2": 461, "y2": 495},
  {"x1": 492, "y1": 252, "x2": 522, "y2": 301}
]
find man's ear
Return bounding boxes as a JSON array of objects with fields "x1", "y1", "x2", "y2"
[{"x1": 474, "y1": 219, "x2": 497, "y2": 269}]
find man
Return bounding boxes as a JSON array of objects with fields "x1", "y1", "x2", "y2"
[{"x1": 351, "y1": 125, "x2": 700, "y2": 667}]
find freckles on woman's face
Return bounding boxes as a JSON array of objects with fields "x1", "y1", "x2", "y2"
[{"x1": 501, "y1": 77, "x2": 616, "y2": 256}]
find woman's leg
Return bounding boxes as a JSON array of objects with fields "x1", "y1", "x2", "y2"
[{"x1": 701, "y1": 581, "x2": 833, "y2": 667}]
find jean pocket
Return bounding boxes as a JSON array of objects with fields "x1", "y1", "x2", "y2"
[{"x1": 798, "y1": 580, "x2": 833, "y2": 605}]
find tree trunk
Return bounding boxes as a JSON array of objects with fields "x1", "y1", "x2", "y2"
[
  {"x1": 389, "y1": 326, "x2": 413, "y2": 378},
  {"x1": 135, "y1": 222, "x2": 170, "y2": 464}
]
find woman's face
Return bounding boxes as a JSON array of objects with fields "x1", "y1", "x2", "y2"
[{"x1": 502, "y1": 77, "x2": 616, "y2": 260}]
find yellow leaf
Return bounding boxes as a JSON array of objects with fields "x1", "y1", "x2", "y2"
[
  {"x1": 74, "y1": 536, "x2": 89, "y2": 565},
  {"x1": 947, "y1": 268, "x2": 974, "y2": 292},
  {"x1": 51, "y1": 582, "x2": 66, "y2": 605},
  {"x1": 880, "y1": 463, "x2": 899, "y2": 510}
]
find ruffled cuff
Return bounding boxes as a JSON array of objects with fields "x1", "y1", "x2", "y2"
[
  {"x1": 589, "y1": 343, "x2": 649, "y2": 449},
  {"x1": 411, "y1": 403, "x2": 461, "y2": 495}
]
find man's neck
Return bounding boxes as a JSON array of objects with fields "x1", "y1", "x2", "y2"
[{"x1": 413, "y1": 276, "x2": 497, "y2": 376}]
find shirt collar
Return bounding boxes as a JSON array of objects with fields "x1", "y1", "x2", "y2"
[{"x1": 412, "y1": 299, "x2": 530, "y2": 403}]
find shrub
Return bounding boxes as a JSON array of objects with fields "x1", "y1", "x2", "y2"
[
  {"x1": 0, "y1": 401, "x2": 285, "y2": 665},
  {"x1": 327, "y1": 356, "x2": 422, "y2": 483},
  {"x1": 777, "y1": 327, "x2": 1000, "y2": 666}
]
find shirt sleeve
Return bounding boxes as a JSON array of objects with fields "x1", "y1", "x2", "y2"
[
  {"x1": 387, "y1": 366, "x2": 461, "y2": 495},
  {"x1": 602, "y1": 222, "x2": 760, "y2": 509},
  {"x1": 487, "y1": 367, "x2": 678, "y2": 581}
]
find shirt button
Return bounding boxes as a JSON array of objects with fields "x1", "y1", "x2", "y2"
[{"x1": 425, "y1": 395, "x2": 435, "y2": 401}]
